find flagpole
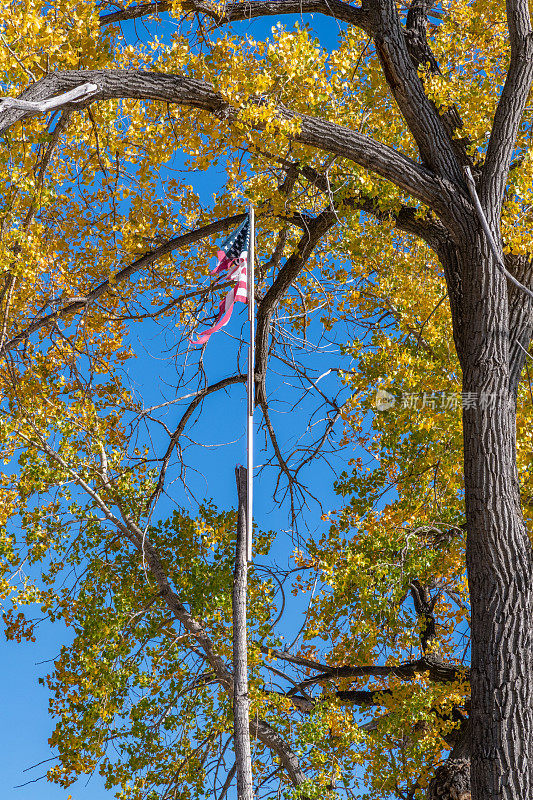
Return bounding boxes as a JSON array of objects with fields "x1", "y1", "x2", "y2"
[{"x1": 246, "y1": 205, "x2": 255, "y2": 562}]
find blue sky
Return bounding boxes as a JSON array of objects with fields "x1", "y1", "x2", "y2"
[{"x1": 0, "y1": 9, "x2": 358, "y2": 800}]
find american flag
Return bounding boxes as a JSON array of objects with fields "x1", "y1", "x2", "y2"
[{"x1": 192, "y1": 215, "x2": 250, "y2": 346}]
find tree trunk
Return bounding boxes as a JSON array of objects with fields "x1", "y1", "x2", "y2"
[
  {"x1": 233, "y1": 465, "x2": 253, "y2": 800},
  {"x1": 457, "y1": 233, "x2": 533, "y2": 799}
]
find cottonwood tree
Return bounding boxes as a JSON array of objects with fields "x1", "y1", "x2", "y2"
[{"x1": 0, "y1": 1, "x2": 531, "y2": 799}]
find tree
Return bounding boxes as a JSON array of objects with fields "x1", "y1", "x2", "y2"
[{"x1": 0, "y1": 1, "x2": 531, "y2": 799}]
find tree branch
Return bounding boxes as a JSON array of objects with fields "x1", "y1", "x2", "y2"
[
  {"x1": 0, "y1": 70, "x2": 458, "y2": 214},
  {"x1": 255, "y1": 209, "x2": 338, "y2": 406},
  {"x1": 409, "y1": 578, "x2": 438, "y2": 652},
  {"x1": 0, "y1": 214, "x2": 245, "y2": 358},
  {"x1": 405, "y1": 0, "x2": 439, "y2": 73},
  {"x1": 369, "y1": 0, "x2": 462, "y2": 181},
  {"x1": 99, "y1": 0, "x2": 371, "y2": 29},
  {"x1": 482, "y1": 0, "x2": 533, "y2": 215},
  {"x1": 285, "y1": 159, "x2": 449, "y2": 251},
  {"x1": 146, "y1": 374, "x2": 246, "y2": 514},
  {"x1": 286, "y1": 655, "x2": 468, "y2": 695},
  {"x1": 259, "y1": 645, "x2": 330, "y2": 671}
]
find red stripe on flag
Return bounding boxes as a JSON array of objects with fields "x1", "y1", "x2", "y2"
[{"x1": 190, "y1": 219, "x2": 250, "y2": 346}]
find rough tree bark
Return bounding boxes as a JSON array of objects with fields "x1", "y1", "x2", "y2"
[
  {"x1": 233, "y1": 466, "x2": 253, "y2": 800},
  {"x1": 458, "y1": 234, "x2": 533, "y2": 798}
]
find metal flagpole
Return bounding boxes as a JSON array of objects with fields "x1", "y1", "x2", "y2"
[{"x1": 246, "y1": 205, "x2": 255, "y2": 562}]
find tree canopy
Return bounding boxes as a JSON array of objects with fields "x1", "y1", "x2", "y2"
[{"x1": 1, "y1": 1, "x2": 533, "y2": 799}]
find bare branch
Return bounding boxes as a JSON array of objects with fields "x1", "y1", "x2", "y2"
[
  {"x1": 146, "y1": 374, "x2": 246, "y2": 514},
  {"x1": 0, "y1": 81, "x2": 98, "y2": 112},
  {"x1": 261, "y1": 645, "x2": 468, "y2": 686},
  {"x1": 255, "y1": 209, "x2": 338, "y2": 406}
]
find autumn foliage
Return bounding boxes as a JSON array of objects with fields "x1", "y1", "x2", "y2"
[{"x1": 0, "y1": 1, "x2": 532, "y2": 799}]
